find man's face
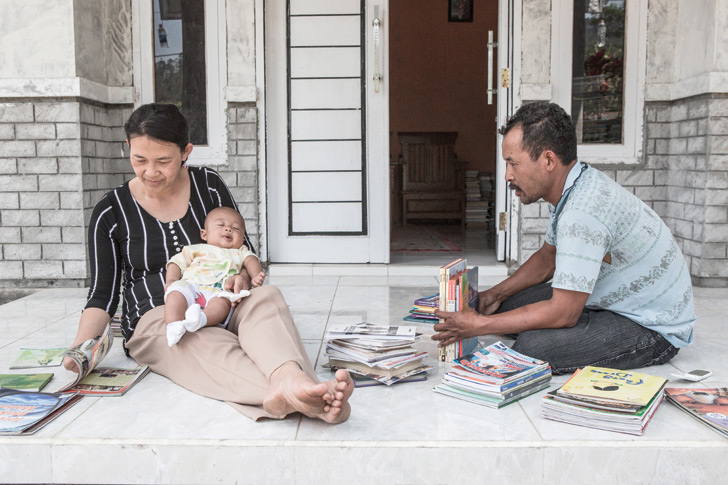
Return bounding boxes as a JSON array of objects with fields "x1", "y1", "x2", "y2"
[{"x1": 502, "y1": 126, "x2": 550, "y2": 205}]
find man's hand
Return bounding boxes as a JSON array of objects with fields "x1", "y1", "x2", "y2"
[
  {"x1": 432, "y1": 307, "x2": 483, "y2": 347},
  {"x1": 478, "y1": 289, "x2": 503, "y2": 315}
]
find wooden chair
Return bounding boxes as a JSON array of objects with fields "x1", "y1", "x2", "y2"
[{"x1": 398, "y1": 132, "x2": 465, "y2": 227}]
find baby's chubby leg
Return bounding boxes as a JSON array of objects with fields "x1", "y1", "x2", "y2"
[{"x1": 201, "y1": 297, "x2": 232, "y2": 327}]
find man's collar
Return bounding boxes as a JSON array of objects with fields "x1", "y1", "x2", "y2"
[{"x1": 561, "y1": 161, "x2": 586, "y2": 196}]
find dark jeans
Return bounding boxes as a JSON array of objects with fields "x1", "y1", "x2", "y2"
[{"x1": 497, "y1": 283, "x2": 679, "y2": 375}]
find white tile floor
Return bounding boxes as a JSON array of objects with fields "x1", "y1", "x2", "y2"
[{"x1": 1, "y1": 266, "x2": 727, "y2": 484}]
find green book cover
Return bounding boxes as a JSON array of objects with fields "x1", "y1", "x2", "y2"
[
  {"x1": 0, "y1": 373, "x2": 54, "y2": 391},
  {"x1": 10, "y1": 348, "x2": 66, "y2": 369}
]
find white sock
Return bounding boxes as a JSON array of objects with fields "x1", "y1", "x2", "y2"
[
  {"x1": 166, "y1": 320, "x2": 186, "y2": 347},
  {"x1": 183, "y1": 303, "x2": 207, "y2": 332}
]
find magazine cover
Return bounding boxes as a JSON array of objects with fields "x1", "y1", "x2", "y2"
[
  {"x1": 10, "y1": 348, "x2": 66, "y2": 369},
  {"x1": 559, "y1": 366, "x2": 667, "y2": 406},
  {"x1": 58, "y1": 323, "x2": 113, "y2": 392},
  {"x1": 0, "y1": 388, "x2": 82, "y2": 435},
  {"x1": 665, "y1": 387, "x2": 728, "y2": 438},
  {"x1": 454, "y1": 341, "x2": 547, "y2": 381}
]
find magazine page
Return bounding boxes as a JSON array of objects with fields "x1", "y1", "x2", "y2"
[
  {"x1": 58, "y1": 323, "x2": 113, "y2": 392},
  {"x1": 10, "y1": 348, "x2": 66, "y2": 369},
  {"x1": 325, "y1": 323, "x2": 417, "y2": 340}
]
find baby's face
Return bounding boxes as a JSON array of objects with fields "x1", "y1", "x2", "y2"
[{"x1": 201, "y1": 208, "x2": 245, "y2": 249}]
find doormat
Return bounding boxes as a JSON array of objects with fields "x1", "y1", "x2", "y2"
[{"x1": 390, "y1": 225, "x2": 462, "y2": 252}]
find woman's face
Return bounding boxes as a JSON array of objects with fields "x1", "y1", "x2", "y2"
[{"x1": 128, "y1": 135, "x2": 193, "y2": 193}]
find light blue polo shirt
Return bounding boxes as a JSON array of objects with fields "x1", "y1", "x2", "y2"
[{"x1": 546, "y1": 162, "x2": 695, "y2": 348}]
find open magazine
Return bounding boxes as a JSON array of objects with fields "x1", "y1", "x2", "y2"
[{"x1": 58, "y1": 323, "x2": 114, "y2": 392}]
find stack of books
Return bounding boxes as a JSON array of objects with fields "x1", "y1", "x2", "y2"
[
  {"x1": 324, "y1": 323, "x2": 431, "y2": 386},
  {"x1": 541, "y1": 366, "x2": 668, "y2": 435},
  {"x1": 434, "y1": 341, "x2": 551, "y2": 408},
  {"x1": 403, "y1": 293, "x2": 439, "y2": 323},
  {"x1": 437, "y1": 259, "x2": 480, "y2": 362}
]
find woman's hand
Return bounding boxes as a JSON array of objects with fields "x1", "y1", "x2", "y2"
[
  {"x1": 432, "y1": 307, "x2": 483, "y2": 347},
  {"x1": 224, "y1": 272, "x2": 252, "y2": 307}
]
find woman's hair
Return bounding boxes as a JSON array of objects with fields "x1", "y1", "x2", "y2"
[
  {"x1": 124, "y1": 103, "x2": 190, "y2": 152},
  {"x1": 498, "y1": 101, "x2": 577, "y2": 165}
]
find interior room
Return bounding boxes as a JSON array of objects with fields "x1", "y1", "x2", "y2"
[{"x1": 388, "y1": 0, "x2": 499, "y2": 268}]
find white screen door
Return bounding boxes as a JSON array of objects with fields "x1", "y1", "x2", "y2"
[{"x1": 266, "y1": 0, "x2": 389, "y2": 263}]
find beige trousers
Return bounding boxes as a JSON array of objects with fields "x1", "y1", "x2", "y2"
[{"x1": 126, "y1": 285, "x2": 317, "y2": 420}]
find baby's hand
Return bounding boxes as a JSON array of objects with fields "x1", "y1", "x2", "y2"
[{"x1": 251, "y1": 271, "x2": 266, "y2": 288}]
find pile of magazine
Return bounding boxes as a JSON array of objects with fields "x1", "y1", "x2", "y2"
[
  {"x1": 434, "y1": 341, "x2": 552, "y2": 408},
  {"x1": 0, "y1": 388, "x2": 82, "y2": 435},
  {"x1": 541, "y1": 366, "x2": 667, "y2": 435},
  {"x1": 323, "y1": 323, "x2": 432, "y2": 386},
  {"x1": 403, "y1": 293, "x2": 439, "y2": 323}
]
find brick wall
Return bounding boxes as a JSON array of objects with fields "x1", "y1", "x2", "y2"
[
  {"x1": 223, "y1": 103, "x2": 260, "y2": 254},
  {"x1": 517, "y1": 94, "x2": 728, "y2": 287}
]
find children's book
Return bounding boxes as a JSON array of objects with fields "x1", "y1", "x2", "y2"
[
  {"x1": 665, "y1": 387, "x2": 728, "y2": 438},
  {"x1": 0, "y1": 388, "x2": 82, "y2": 435},
  {"x1": 0, "y1": 373, "x2": 53, "y2": 392},
  {"x1": 10, "y1": 348, "x2": 66, "y2": 369},
  {"x1": 557, "y1": 366, "x2": 667, "y2": 407},
  {"x1": 453, "y1": 341, "x2": 549, "y2": 384}
]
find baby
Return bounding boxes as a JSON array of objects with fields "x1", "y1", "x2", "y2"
[{"x1": 164, "y1": 206, "x2": 265, "y2": 346}]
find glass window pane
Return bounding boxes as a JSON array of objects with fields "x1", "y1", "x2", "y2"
[
  {"x1": 153, "y1": 0, "x2": 208, "y2": 145},
  {"x1": 571, "y1": 0, "x2": 626, "y2": 145}
]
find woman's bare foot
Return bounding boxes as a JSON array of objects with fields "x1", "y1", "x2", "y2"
[{"x1": 263, "y1": 362, "x2": 353, "y2": 423}]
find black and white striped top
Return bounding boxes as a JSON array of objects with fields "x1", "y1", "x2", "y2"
[{"x1": 85, "y1": 166, "x2": 252, "y2": 345}]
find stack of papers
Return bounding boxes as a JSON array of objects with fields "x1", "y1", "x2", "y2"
[{"x1": 324, "y1": 323, "x2": 431, "y2": 385}]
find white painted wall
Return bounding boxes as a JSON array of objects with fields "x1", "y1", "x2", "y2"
[
  {"x1": 0, "y1": 0, "x2": 76, "y2": 79},
  {"x1": 227, "y1": 0, "x2": 256, "y2": 101},
  {"x1": 646, "y1": 0, "x2": 728, "y2": 100}
]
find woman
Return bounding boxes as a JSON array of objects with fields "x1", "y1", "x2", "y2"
[{"x1": 64, "y1": 103, "x2": 353, "y2": 422}]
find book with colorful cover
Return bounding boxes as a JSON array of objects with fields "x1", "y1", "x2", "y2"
[
  {"x1": 414, "y1": 294, "x2": 439, "y2": 307},
  {"x1": 437, "y1": 259, "x2": 479, "y2": 362},
  {"x1": 665, "y1": 387, "x2": 728, "y2": 438},
  {"x1": 0, "y1": 373, "x2": 53, "y2": 392},
  {"x1": 453, "y1": 341, "x2": 549, "y2": 384},
  {"x1": 0, "y1": 388, "x2": 83, "y2": 435},
  {"x1": 557, "y1": 366, "x2": 667, "y2": 407},
  {"x1": 10, "y1": 348, "x2": 66, "y2": 369}
]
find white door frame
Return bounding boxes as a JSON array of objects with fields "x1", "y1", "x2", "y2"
[
  {"x1": 496, "y1": 0, "x2": 521, "y2": 264},
  {"x1": 260, "y1": 0, "x2": 389, "y2": 264}
]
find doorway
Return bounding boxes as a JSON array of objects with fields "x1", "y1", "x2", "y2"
[{"x1": 388, "y1": 0, "x2": 500, "y2": 267}]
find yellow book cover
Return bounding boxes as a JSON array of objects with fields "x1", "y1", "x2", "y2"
[{"x1": 558, "y1": 366, "x2": 667, "y2": 406}]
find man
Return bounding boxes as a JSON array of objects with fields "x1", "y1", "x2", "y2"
[{"x1": 433, "y1": 102, "x2": 695, "y2": 374}]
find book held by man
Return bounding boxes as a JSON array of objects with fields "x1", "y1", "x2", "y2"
[{"x1": 436, "y1": 259, "x2": 480, "y2": 362}]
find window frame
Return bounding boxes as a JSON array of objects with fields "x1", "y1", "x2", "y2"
[
  {"x1": 552, "y1": 0, "x2": 647, "y2": 165},
  {"x1": 132, "y1": 0, "x2": 227, "y2": 166}
]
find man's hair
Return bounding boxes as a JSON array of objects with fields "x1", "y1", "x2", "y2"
[{"x1": 498, "y1": 102, "x2": 577, "y2": 165}]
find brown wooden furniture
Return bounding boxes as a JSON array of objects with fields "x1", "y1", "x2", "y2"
[{"x1": 398, "y1": 132, "x2": 465, "y2": 227}]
